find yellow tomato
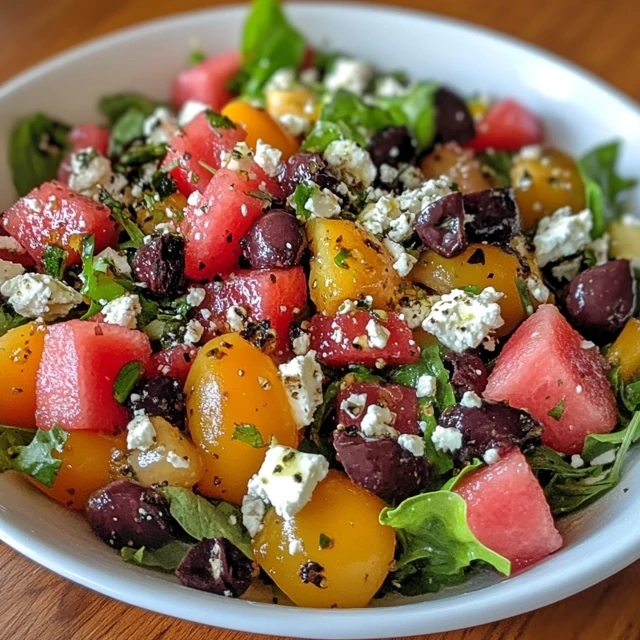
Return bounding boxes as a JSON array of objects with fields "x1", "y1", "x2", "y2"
[
  {"x1": 421, "y1": 143, "x2": 493, "y2": 193},
  {"x1": 608, "y1": 318, "x2": 640, "y2": 381}
]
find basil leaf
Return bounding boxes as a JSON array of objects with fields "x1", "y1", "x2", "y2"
[
  {"x1": 113, "y1": 361, "x2": 143, "y2": 404},
  {"x1": 0, "y1": 306, "x2": 29, "y2": 338},
  {"x1": 9, "y1": 113, "x2": 70, "y2": 196},
  {"x1": 301, "y1": 120, "x2": 356, "y2": 153},
  {"x1": 232, "y1": 423, "x2": 266, "y2": 448},
  {"x1": 319, "y1": 533, "x2": 333, "y2": 549},
  {"x1": 380, "y1": 491, "x2": 511, "y2": 577},
  {"x1": 577, "y1": 141, "x2": 637, "y2": 238},
  {"x1": 206, "y1": 111, "x2": 236, "y2": 131},
  {"x1": 189, "y1": 49, "x2": 206, "y2": 67},
  {"x1": 109, "y1": 108, "x2": 147, "y2": 158},
  {"x1": 121, "y1": 540, "x2": 193, "y2": 571},
  {"x1": 547, "y1": 398, "x2": 566, "y2": 421},
  {"x1": 160, "y1": 486, "x2": 252, "y2": 558},
  {"x1": 98, "y1": 93, "x2": 161, "y2": 127},
  {"x1": 42, "y1": 245, "x2": 69, "y2": 280},
  {"x1": 0, "y1": 425, "x2": 36, "y2": 472}
]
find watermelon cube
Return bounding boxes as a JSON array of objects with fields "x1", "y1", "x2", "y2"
[
  {"x1": 484, "y1": 304, "x2": 617, "y2": 455},
  {"x1": 2, "y1": 181, "x2": 118, "y2": 266},
  {"x1": 309, "y1": 311, "x2": 420, "y2": 368},
  {"x1": 195, "y1": 267, "x2": 308, "y2": 357},
  {"x1": 148, "y1": 344, "x2": 200, "y2": 386},
  {"x1": 180, "y1": 165, "x2": 278, "y2": 280},
  {"x1": 36, "y1": 320, "x2": 152, "y2": 433},
  {"x1": 161, "y1": 111, "x2": 247, "y2": 196},
  {"x1": 336, "y1": 381, "x2": 419, "y2": 435},
  {"x1": 454, "y1": 449, "x2": 563, "y2": 570}
]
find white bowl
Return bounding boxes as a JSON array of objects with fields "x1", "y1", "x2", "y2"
[{"x1": 1, "y1": 3, "x2": 639, "y2": 637}]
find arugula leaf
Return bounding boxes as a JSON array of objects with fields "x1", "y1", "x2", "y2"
[
  {"x1": 108, "y1": 108, "x2": 147, "y2": 158},
  {"x1": 478, "y1": 151, "x2": 512, "y2": 187},
  {"x1": 577, "y1": 141, "x2": 637, "y2": 238},
  {"x1": 232, "y1": 423, "x2": 266, "y2": 448},
  {"x1": 9, "y1": 113, "x2": 70, "y2": 196},
  {"x1": 301, "y1": 120, "x2": 356, "y2": 153},
  {"x1": 98, "y1": 93, "x2": 161, "y2": 127},
  {"x1": 98, "y1": 190, "x2": 145, "y2": 248},
  {"x1": 380, "y1": 491, "x2": 510, "y2": 584},
  {"x1": 6, "y1": 425, "x2": 69, "y2": 487},
  {"x1": 121, "y1": 540, "x2": 193, "y2": 571},
  {"x1": 42, "y1": 245, "x2": 69, "y2": 280},
  {"x1": 0, "y1": 306, "x2": 29, "y2": 338},
  {"x1": 113, "y1": 361, "x2": 143, "y2": 404},
  {"x1": 0, "y1": 425, "x2": 36, "y2": 473},
  {"x1": 160, "y1": 486, "x2": 252, "y2": 558}
]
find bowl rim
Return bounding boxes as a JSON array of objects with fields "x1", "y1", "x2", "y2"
[{"x1": 1, "y1": 3, "x2": 640, "y2": 638}]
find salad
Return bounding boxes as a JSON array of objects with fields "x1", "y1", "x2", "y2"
[{"x1": 1, "y1": 0, "x2": 639, "y2": 609}]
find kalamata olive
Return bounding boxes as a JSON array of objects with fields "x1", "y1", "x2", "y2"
[
  {"x1": 414, "y1": 191, "x2": 467, "y2": 258},
  {"x1": 438, "y1": 402, "x2": 543, "y2": 464},
  {"x1": 367, "y1": 126, "x2": 416, "y2": 168},
  {"x1": 133, "y1": 234, "x2": 185, "y2": 296},
  {"x1": 332, "y1": 430, "x2": 429, "y2": 503},
  {"x1": 557, "y1": 259, "x2": 636, "y2": 344},
  {"x1": 444, "y1": 351, "x2": 489, "y2": 398},
  {"x1": 127, "y1": 376, "x2": 185, "y2": 428},
  {"x1": 175, "y1": 537, "x2": 257, "y2": 597},
  {"x1": 434, "y1": 88, "x2": 476, "y2": 145},
  {"x1": 463, "y1": 188, "x2": 520, "y2": 243},
  {"x1": 277, "y1": 152, "x2": 342, "y2": 198},
  {"x1": 86, "y1": 480, "x2": 175, "y2": 550},
  {"x1": 240, "y1": 209, "x2": 306, "y2": 269}
]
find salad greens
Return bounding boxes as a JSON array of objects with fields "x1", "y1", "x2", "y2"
[
  {"x1": 0, "y1": 306, "x2": 29, "y2": 338},
  {"x1": 112, "y1": 360, "x2": 144, "y2": 404},
  {"x1": 121, "y1": 540, "x2": 194, "y2": 571}
]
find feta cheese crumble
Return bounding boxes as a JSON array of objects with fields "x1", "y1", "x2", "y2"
[
  {"x1": 483, "y1": 447, "x2": 501, "y2": 465},
  {"x1": 186, "y1": 287, "x2": 206, "y2": 307},
  {"x1": 526, "y1": 275, "x2": 550, "y2": 304},
  {"x1": 360, "y1": 404, "x2": 398, "y2": 438},
  {"x1": 397, "y1": 434, "x2": 425, "y2": 457},
  {"x1": 143, "y1": 107, "x2": 178, "y2": 144},
  {"x1": 68, "y1": 148, "x2": 127, "y2": 200},
  {"x1": 102, "y1": 294, "x2": 141, "y2": 329},
  {"x1": 221, "y1": 142, "x2": 254, "y2": 173},
  {"x1": 324, "y1": 140, "x2": 377, "y2": 187},
  {"x1": 383, "y1": 238, "x2": 417, "y2": 277},
  {"x1": 339, "y1": 393, "x2": 368, "y2": 419},
  {"x1": 431, "y1": 426, "x2": 463, "y2": 453},
  {"x1": 95, "y1": 247, "x2": 132, "y2": 276},
  {"x1": 292, "y1": 332, "x2": 310, "y2": 356},
  {"x1": 570, "y1": 454, "x2": 585, "y2": 469},
  {"x1": 254, "y1": 139, "x2": 283, "y2": 177},
  {"x1": 415, "y1": 374, "x2": 437, "y2": 398},
  {"x1": 533, "y1": 207, "x2": 593, "y2": 267},
  {"x1": 226, "y1": 305, "x2": 248, "y2": 331},
  {"x1": 177, "y1": 100, "x2": 210, "y2": 127},
  {"x1": 366, "y1": 318, "x2": 390, "y2": 349},
  {"x1": 241, "y1": 493, "x2": 266, "y2": 538},
  {"x1": 278, "y1": 114, "x2": 310, "y2": 137},
  {"x1": 590, "y1": 449, "x2": 617, "y2": 466},
  {"x1": 460, "y1": 390, "x2": 482, "y2": 409},
  {"x1": 278, "y1": 351, "x2": 324, "y2": 428},
  {"x1": 245, "y1": 444, "x2": 329, "y2": 520},
  {"x1": 324, "y1": 58, "x2": 373, "y2": 96},
  {"x1": 422, "y1": 287, "x2": 504, "y2": 353},
  {"x1": 126, "y1": 414, "x2": 157, "y2": 451},
  {"x1": 1, "y1": 273, "x2": 83, "y2": 321},
  {"x1": 183, "y1": 318, "x2": 204, "y2": 345},
  {"x1": 303, "y1": 186, "x2": 342, "y2": 219},
  {"x1": 0, "y1": 259, "x2": 25, "y2": 287}
]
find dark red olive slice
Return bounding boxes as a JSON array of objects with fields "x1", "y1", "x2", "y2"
[
  {"x1": 415, "y1": 191, "x2": 467, "y2": 258},
  {"x1": 463, "y1": 188, "x2": 520, "y2": 243},
  {"x1": 434, "y1": 87, "x2": 476, "y2": 145},
  {"x1": 133, "y1": 234, "x2": 186, "y2": 296},
  {"x1": 127, "y1": 376, "x2": 185, "y2": 428},
  {"x1": 277, "y1": 152, "x2": 342, "y2": 198},
  {"x1": 367, "y1": 126, "x2": 416, "y2": 168},
  {"x1": 444, "y1": 351, "x2": 489, "y2": 398}
]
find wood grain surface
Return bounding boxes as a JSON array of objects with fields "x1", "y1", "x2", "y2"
[{"x1": 1, "y1": 1, "x2": 639, "y2": 639}]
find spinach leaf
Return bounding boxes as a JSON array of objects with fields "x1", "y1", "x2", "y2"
[
  {"x1": 98, "y1": 93, "x2": 161, "y2": 126},
  {"x1": 121, "y1": 540, "x2": 193, "y2": 571},
  {"x1": 9, "y1": 113, "x2": 70, "y2": 196},
  {"x1": 160, "y1": 486, "x2": 252, "y2": 558},
  {"x1": 577, "y1": 141, "x2": 637, "y2": 238},
  {"x1": 42, "y1": 245, "x2": 69, "y2": 280},
  {"x1": 108, "y1": 108, "x2": 147, "y2": 158},
  {"x1": 113, "y1": 360, "x2": 144, "y2": 404},
  {"x1": 0, "y1": 306, "x2": 29, "y2": 338}
]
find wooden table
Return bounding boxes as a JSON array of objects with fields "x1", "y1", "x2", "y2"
[{"x1": 1, "y1": 0, "x2": 639, "y2": 638}]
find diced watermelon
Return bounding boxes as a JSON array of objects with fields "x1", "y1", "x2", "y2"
[
  {"x1": 484, "y1": 304, "x2": 617, "y2": 455},
  {"x1": 35, "y1": 320, "x2": 152, "y2": 433},
  {"x1": 2, "y1": 181, "x2": 118, "y2": 266},
  {"x1": 180, "y1": 165, "x2": 278, "y2": 280},
  {"x1": 195, "y1": 267, "x2": 308, "y2": 357},
  {"x1": 454, "y1": 449, "x2": 563, "y2": 570},
  {"x1": 161, "y1": 111, "x2": 247, "y2": 196},
  {"x1": 0, "y1": 228, "x2": 34, "y2": 268},
  {"x1": 148, "y1": 344, "x2": 200, "y2": 386},
  {"x1": 309, "y1": 311, "x2": 420, "y2": 368},
  {"x1": 171, "y1": 51, "x2": 241, "y2": 112},
  {"x1": 337, "y1": 381, "x2": 419, "y2": 435},
  {"x1": 57, "y1": 124, "x2": 111, "y2": 183}
]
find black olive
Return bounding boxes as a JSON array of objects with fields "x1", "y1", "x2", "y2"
[
  {"x1": 127, "y1": 376, "x2": 185, "y2": 428},
  {"x1": 444, "y1": 351, "x2": 489, "y2": 398},
  {"x1": 277, "y1": 152, "x2": 342, "y2": 198},
  {"x1": 133, "y1": 234, "x2": 186, "y2": 296},
  {"x1": 434, "y1": 87, "x2": 476, "y2": 145},
  {"x1": 367, "y1": 126, "x2": 416, "y2": 168},
  {"x1": 414, "y1": 191, "x2": 467, "y2": 258},
  {"x1": 463, "y1": 188, "x2": 520, "y2": 243}
]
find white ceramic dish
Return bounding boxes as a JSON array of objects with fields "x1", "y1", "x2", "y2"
[{"x1": 1, "y1": 3, "x2": 640, "y2": 637}]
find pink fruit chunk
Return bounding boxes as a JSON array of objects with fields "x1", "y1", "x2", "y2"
[
  {"x1": 36, "y1": 320, "x2": 152, "y2": 433},
  {"x1": 148, "y1": 344, "x2": 200, "y2": 387},
  {"x1": 454, "y1": 449, "x2": 563, "y2": 570},
  {"x1": 484, "y1": 304, "x2": 616, "y2": 455}
]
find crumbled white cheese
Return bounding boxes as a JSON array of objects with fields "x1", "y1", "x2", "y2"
[
  {"x1": 459, "y1": 390, "x2": 482, "y2": 409},
  {"x1": 431, "y1": 425, "x2": 462, "y2": 453},
  {"x1": 398, "y1": 165, "x2": 425, "y2": 190},
  {"x1": 126, "y1": 414, "x2": 157, "y2": 451},
  {"x1": 183, "y1": 318, "x2": 204, "y2": 344},
  {"x1": 0, "y1": 273, "x2": 83, "y2": 321},
  {"x1": 221, "y1": 141, "x2": 254, "y2": 173},
  {"x1": 177, "y1": 100, "x2": 210, "y2": 127},
  {"x1": 526, "y1": 275, "x2": 550, "y2": 304},
  {"x1": 590, "y1": 449, "x2": 617, "y2": 466},
  {"x1": 515, "y1": 145, "x2": 543, "y2": 161},
  {"x1": 397, "y1": 292, "x2": 432, "y2": 329},
  {"x1": 324, "y1": 58, "x2": 373, "y2": 96},
  {"x1": 254, "y1": 139, "x2": 283, "y2": 177},
  {"x1": 337, "y1": 299, "x2": 359, "y2": 314},
  {"x1": 366, "y1": 318, "x2": 390, "y2": 349},
  {"x1": 95, "y1": 247, "x2": 131, "y2": 276},
  {"x1": 303, "y1": 186, "x2": 342, "y2": 219},
  {"x1": 570, "y1": 454, "x2": 585, "y2": 469},
  {"x1": 0, "y1": 259, "x2": 25, "y2": 287},
  {"x1": 241, "y1": 493, "x2": 266, "y2": 538},
  {"x1": 0, "y1": 236, "x2": 27, "y2": 253},
  {"x1": 375, "y1": 76, "x2": 409, "y2": 98},
  {"x1": 166, "y1": 450, "x2": 190, "y2": 469},
  {"x1": 397, "y1": 433, "x2": 425, "y2": 457},
  {"x1": 551, "y1": 256, "x2": 583, "y2": 282},
  {"x1": 423, "y1": 287, "x2": 504, "y2": 353},
  {"x1": 379, "y1": 163, "x2": 400, "y2": 185},
  {"x1": 360, "y1": 404, "x2": 398, "y2": 438},
  {"x1": 245, "y1": 444, "x2": 329, "y2": 520},
  {"x1": 582, "y1": 340, "x2": 596, "y2": 350},
  {"x1": 187, "y1": 190, "x2": 203, "y2": 207},
  {"x1": 587, "y1": 233, "x2": 610, "y2": 266},
  {"x1": 278, "y1": 114, "x2": 310, "y2": 137},
  {"x1": 483, "y1": 447, "x2": 501, "y2": 464},
  {"x1": 266, "y1": 67, "x2": 296, "y2": 91},
  {"x1": 278, "y1": 351, "x2": 324, "y2": 428},
  {"x1": 359, "y1": 195, "x2": 403, "y2": 238},
  {"x1": 533, "y1": 207, "x2": 593, "y2": 267},
  {"x1": 143, "y1": 107, "x2": 178, "y2": 144},
  {"x1": 102, "y1": 294, "x2": 142, "y2": 329},
  {"x1": 292, "y1": 332, "x2": 310, "y2": 356},
  {"x1": 186, "y1": 287, "x2": 206, "y2": 307},
  {"x1": 340, "y1": 393, "x2": 368, "y2": 419},
  {"x1": 396, "y1": 176, "x2": 454, "y2": 217},
  {"x1": 416, "y1": 374, "x2": 437, "y2": 398},
  {"x1": 382, "y1": 237, "x2": 417, "y2": 277},
  {"x1": 325, "y1": 140, "x2": 377, "y2": 187},
  {"x1": 68, "y1": 148, "x2": 114, "y2": 195},
  {"x1": 226, "y1": 305, "x2": 247, "y2": 332}
]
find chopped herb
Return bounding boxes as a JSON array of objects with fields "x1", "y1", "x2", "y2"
[
  {"x1": 478, "y1": 151, "x2": 512, "y2": 187},
  {"x1": 42, "y1": 245, "x2": 69, "y2": 280},
  {"x1": 515, "y1": 277, "x2": 535, "y2": 316},
  {"x1": 232, "y1": 423, "x2": 266, "y2": 448},
  {"x1": 0, "y1": 306, "x2": 29, "y2": 338},
  {"x1": 98, "y1": 92, "x2": 161, "y2": 127},
  {"x1": 206, "y1": 111, "x2": 236, "y2": 130},
  {"x1": 319, "y1": 533, "x2": 334, "y2": 549},
  {"x1": 334, "y1": 249, "x2": 352, "y2": 269},
  {"x1": 113, "y1": 360, "x2": 144, "y2": 404},
  {"x1": 108, "y1": 108, "x2": 147, "y2": 158},
  {"x1": 290, "y1": 183, "x2": 318, "y2": 220},
  {"x1": 189, "y1": 49, "x2": 206, "y2": 67},
  {"x1": 99, "y1": 190, "x2": 145, "y2": 248},
  {"x1": 117, "y1": 142, "x2": 167, "y2": 167},
  {"x1": 461, "y1": 285, "x2": 480, "y2": 295},
  {"x1": 152, "y1": 171, "x2": 178, "y2": 199},
  {"x1": 547, "y1": 398, "x2": 566, "y2": 421}
]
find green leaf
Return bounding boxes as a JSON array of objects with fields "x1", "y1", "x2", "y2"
[
  {"x1": 206, "y1": 111, "x2": 236, "y2": 131},
  {"x1": 461, "y1": 285, "x2": 480, "y2": 295},
  {"x1": 98, "y1": 190, "x2": 145, "y2": 248},
  {"x1": 121, "y1": 540, "x2": 193, "y2": 571},
  {"x1": 0, "y1": 306, "x2": 29, "y2": 338},
  {"x1": 301, "y1": 120, "x2": 356, "y2": 153},
  {"x1": 9, "y1": 113, "x2": 70, "y2": 196},
  {"x1": 151, "y1": 171, "x2": 178, "y2": 200},
  {"x1": 232, "y1": 423, "x2": 266, "y2": 448},
  {"x1": 189, "y1": 49, "x2": 206, "y2": 67},
  {"x1": 441, "y1": 459, "x2": 484, "y2": 491},
  {"x1": 160, "y1": 486, "x2": 252, "y2": 558},
  {"x1": 334, "y1": 248, "x2": 352, "y2": 269},
  {"x1": 42, "y1": 245, "x2": 69, "y2": 280},
  {"x1": 8, "y1": 425, "x2": 69, "y2": 487},
  {"x1": 478, "y1": 151, "x2": 512, "y2": 187},
  {"x1": 0, "y1": 425, "x2": 36, "y2": 473},
  {"x1": 547, "y1": 398, "x2": 566, "y2": 421},
  {"x1": 98, "y1": 93, "x2": 161, "y2": 127},
  {"x1": 380, "y1": 491, "x2": 510, "y2": 577},
  {"x1": 515, "y1": 277, "x2": 535, "y2": 317},
  {"x1": 421, "y1": 416, "x2": 454, "y2": 478},
  {"x1": 113, "y1": 360, "x2": 143, "y2": 404},
  {"x1": 290, "y1": 183, "x2": 317, "y2": 221},
  {"x1": 117, "y1": 142, "x2": 167, "y2": 168},
  {"x1": 319, "y1": 533, "x2": 333, "y2": 549},
  {"x1": 577, "y1": 141, "x2": 637, "y2": 238},
  {"x1": 109, "y1": 108, "x2": 146, "y2": 158}
]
